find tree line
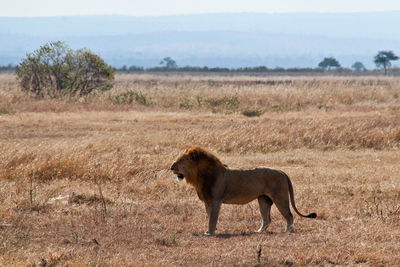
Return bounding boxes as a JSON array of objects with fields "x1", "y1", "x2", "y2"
[
  {"x1": 317, "y1": 51, "x2": 399, "y2": 74},
  {"x1": 118, "y1": 52, "x2": 399, "y2": 74},
  {"x1": 2, "y1": 47, "x2": 398, "y2": 75},
  {"x1": 0, "y1": 64, "x2": 16, "y2": 73},
  {"x1": 3, "y1": 41, "x2": 400, "y2": 99}
]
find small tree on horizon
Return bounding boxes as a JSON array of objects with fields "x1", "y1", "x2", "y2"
[
  {"x1": 318, "y1": 57, "x2": 341, "y2": 70},
  {"x1": 374, "y1": 50, "x2": 399, "y2": 75},
  {"x1": 351, "y1": 61, "x2": 366, "y2": 71},
  {"x1": 160, "y1": 57, "x2": 177, "y2": 69}
]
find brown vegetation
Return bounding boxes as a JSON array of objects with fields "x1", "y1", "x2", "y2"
[{"x1": 0, "y1": 74, "x2": 400, "y2": 266}]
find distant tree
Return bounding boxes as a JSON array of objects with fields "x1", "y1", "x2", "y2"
[
  {"x1": 0, "y1": 64, "x2": 16, "y2": 73},
  {"x1": 351, "y1": 61, "x2": 366, "y2": 71},
  {"x1": 318, "y1": 57, "x2": 341, "y2": 70},
  {"x1": 160, "y1": 57, "x2": 177, "y2": 69},
  {"x1": 374, "y1": 50, "x2": 399, "y2": 75},
  {"x1": 128, "y1": 65, "x2": 144, "y2": 72},
  {"x1": 16, "y1": 41, "x2": 115, "y2": 97}
]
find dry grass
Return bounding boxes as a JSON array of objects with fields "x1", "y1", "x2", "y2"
[{"x1": 1, "y1": 74, "x2": 400, "y2": 266}]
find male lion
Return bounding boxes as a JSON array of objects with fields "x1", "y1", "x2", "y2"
[{"x1": 170, "y1": 146, "x2": 316, "y2": 235}]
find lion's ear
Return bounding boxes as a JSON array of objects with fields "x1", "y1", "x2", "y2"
[{"x1": 189, "y1": 150, "x2": 199, "y2": 161}]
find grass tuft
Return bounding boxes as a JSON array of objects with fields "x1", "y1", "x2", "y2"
[
  {"x1": 111, "y1": 91, "x2": 149, "y2": 105},
  {"x1": 204, "y1": 96, "x2": 239, "y2": 110},
  {"x1": 242, "y1": 109, "x2": 264, "y2": 117},
  {"x1": 0, "y1": 108, "x2": 16, "y2": 114},
  {"x1": 156, "y1": 233, "x2": 178, "y2": 247},
  {"x1": 68, "y1": 192, "x2": 113, "y2": 206}
]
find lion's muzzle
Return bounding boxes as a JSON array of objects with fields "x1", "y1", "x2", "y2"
[{"x1": 170, "y1": 163, "x2": 184, "y2": 181}]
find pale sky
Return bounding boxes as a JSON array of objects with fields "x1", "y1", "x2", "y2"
[{"x1": 2, "y1": 0, "x2": 400, "y2": 17}]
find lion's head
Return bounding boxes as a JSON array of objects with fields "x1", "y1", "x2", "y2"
[{"x1": 171, "y1": 146, "x2": 225, "y2": 201}]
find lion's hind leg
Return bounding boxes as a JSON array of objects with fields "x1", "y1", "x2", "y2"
[
  {"x1": 274, "y1": 198, "x2": 294, "y2": 233},
  {"x1": 256, "y1": 195, "x2": 273, "y2": 232}
]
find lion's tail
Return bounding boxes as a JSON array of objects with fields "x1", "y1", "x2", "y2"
[{"x1": 286, "y1": 175, "x2": 317, "y2": 219}]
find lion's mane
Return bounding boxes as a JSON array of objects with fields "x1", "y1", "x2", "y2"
[{"x1": 184, "y1": 146, "x2": 225, "y2": 202}]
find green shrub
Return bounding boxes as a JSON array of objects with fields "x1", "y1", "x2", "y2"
[
  {"x1": 112, "y1": 91, "x2": 148, "y2": 105},
  {"x1": 16, "y1": 41, "x2": 115, "y2": 98},
  {"x1": 202, "y1": 96, "x2": 240, "y2": 110},
  {"x1": 0, "y1": 109, "x2": 16, "y2": 115},
  {"x1": 179, "y1": 102, "x2": 193, "y2": 109}
]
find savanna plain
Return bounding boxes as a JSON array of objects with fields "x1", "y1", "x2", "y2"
[{"x1": 1, "y1": 74, "x2": 400, "y2": 266}]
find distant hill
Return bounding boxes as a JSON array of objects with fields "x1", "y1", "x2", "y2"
[{"x1": 1, "y1": 12, "x2": 400, "y2": 68}]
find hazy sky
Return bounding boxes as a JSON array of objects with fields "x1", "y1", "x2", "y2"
[{"x1": 2, "y1": 0, "x2": 400, "y2": 17}]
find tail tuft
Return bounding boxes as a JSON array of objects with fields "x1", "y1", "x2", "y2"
[{"x1": 307, "y1": 213, "x2": 317, "y2": 218}]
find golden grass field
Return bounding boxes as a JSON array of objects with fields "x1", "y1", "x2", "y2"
[{"x1": 1, "y1": 74, "x2": 400, "y2": 266}]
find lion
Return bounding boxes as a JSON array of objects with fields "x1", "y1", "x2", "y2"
[{"x1": 170, "y1": 146, "x2": 316, "y2": 235}]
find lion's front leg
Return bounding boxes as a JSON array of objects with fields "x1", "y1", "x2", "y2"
[
  {"x1": 257, "y1": 195, "x2": 273, "y2": 232},
  {"x1": 204, "y1": 200, "x2": 221, "y2": 236},
  {"x1": 204, "y1": 203, "x2": 212, "y2": 235},
  {"x1": 205, "y1": 203, "x2": 211, "y2": 219}
]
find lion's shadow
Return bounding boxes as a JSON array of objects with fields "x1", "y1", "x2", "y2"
[{"x1": 192, "y1": 231, "x2": 275, "y2": 239}]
